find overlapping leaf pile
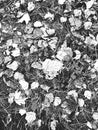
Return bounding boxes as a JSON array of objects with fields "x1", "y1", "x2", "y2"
[{"x1": 0, "y1": 0, "x2": 98, "y2": 130}]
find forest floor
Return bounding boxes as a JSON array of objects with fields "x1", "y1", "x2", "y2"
[{"x1": 0, "y1": 0, "x2": 98, "y2": 130}]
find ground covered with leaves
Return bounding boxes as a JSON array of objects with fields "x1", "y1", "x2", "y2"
[{"x1": 1, "y1": 0, "x2": 98, "y2": 130}]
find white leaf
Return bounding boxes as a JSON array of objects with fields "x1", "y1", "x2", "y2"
[
  {"x1": 34, "y1": 21, "x2": 43, "y2": 27},
  {"x1": 42, "y1": 59, "x2": 63, "y2": 79},
  {"x1": 45, "y1": 93, "x2": 54, "y2": 103},
  {"x1": 31, "y1": 62, "x2": 42, "y2": 69},
  {"x1": 58, "y1": 0, "x2": 66, "y2": 5},
  {"x1": 94, "y1": 59, "x2": 98, "y2": 71},
  {"x1": 60, "y1": 17, "x2": 67, "y2": 23},
  {"x1": 21, "y1": 0, "x2": 25, "y2": 4},
  {"x1": 44, "y1": 12, "x2": 54, "y2": 20},
  {"x1": 74, "y1": 9, "x2": 82, "y2": 17},
  {"x1": 93, "y1": 112, "x2": 98, "y2": 120},
  {"x1": 37, "y1": 119, "x2": 42, "y2": 127},
  {"x1": 74, "y1": 50, "x2": 81, "y2": 60},
  {"x1": 7, "y1": 61, "x2": 19, "y2": 71},
  {"x1": 46, "y1": 28, "x2": 55, "y2": 35},
  {"x1": 18, "y1": 13, "x2": 30, "y2": 24},
  {"x1": 31, "y1": 81, "x2": 39, "y2": 90},
  {"x1": 53, "y1": 97, "x2": 61, "y2": 106},
  {"x1": 84, "y1": 90, "x2": 92, "y2": 99},
  {"x1": 67, "y1": 90, "x2": 78, "y2": 100},
  {"x1": 86, "y1": 0, "x2": 95, "y2": 9},
  {"x1": 25, "y1": 112, "x2": 36, "y2": 124},
  {"x1": 14, "y1": 90, "x2": 26, "y2": 105},
  {"x1": 11, "y1": 48, "x2": 20, "y2": 57},
  {"x1": 96, "y1": 34, "x2": 98, "y2": 42},
  {"x1": 27, "y1": 2, "x2": 35, "y2": 11},
  {"x1": 86, "y1": 121, "x2": 92, "y2": 128},
  {"x1": 14, "y1": 72, "x2": 24, "y2": 80},
  {"x1": 19, "y1": 109, "x2": 26, "y2": 116},
  {"x1": 19, "y1": 79, "x2": 29, "y2": 90},
  {"x1": 30, "y1": 45, "x2": 37, "y2": 54},
  {"x1": 84, "y1": 21, "x2": 92, "y2": 30},
  {"x1": 42, "y1": 59, "x2": 63, "y2": 73},
  {"x1": 40, "y1": 84, "x2": 50, "y2": 92},
  {"x1": 8, "y1": 93, "x2": 14, "y2": 104},
  {"x1": 15, "y1": 1, "x2": 20, "y2": 8},
  {"x1": 50, "y1": 120, "x2": 57, "y2": 130},
  {"x1": 78, "y1": 98, "x2": 84, "y2": 107}
]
